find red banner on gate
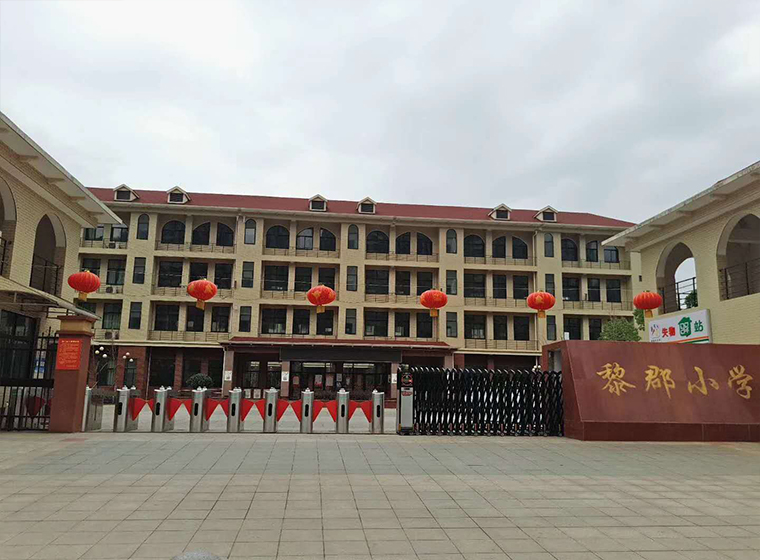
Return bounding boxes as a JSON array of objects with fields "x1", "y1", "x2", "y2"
[
  {"x1": 205, "y1": 398, "x2": 222, "y2": 420},
  {"x1": 167, "y1": 398, "x2": 187, "y2": 420},
  {"x1": 276, "y1": 399, "x2": 289, "y2": 421},
  {"x1": 325, "y1": 400, "x2": 338, "y2": 422},
  {"x1": 26, "y1": 396, "x2": 46, "y2": 417},
  {"x1": 130, "y1": 398, "x2": 152, "y2": 420},
  {"x1": 291, "y1": 400, "x2": 303, "y2": 422},
  {"x1": 253, "y1": 399, "x2": 266, "y2": 419},
  {"x1": 348, "y1": 401, "x2": 359, "y2": 420},
  {"x1": 240, "y1": 399, "x2": 256, "y2": 422},
  {"x1": 359, "y1": 400, "x2": 373, "y2": 422}
]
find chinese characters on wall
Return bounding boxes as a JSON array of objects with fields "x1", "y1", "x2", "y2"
[{"x1": 596, "y1": 362, "x2": 752, "y2": 400}]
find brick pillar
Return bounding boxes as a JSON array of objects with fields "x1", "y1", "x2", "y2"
[
  {"x1": 390, "y1": 361, "x2": 399, "y2": 400},
  {"x1": 454, "y1": 353, "x2": 466, "y2": 368},
  {"x1": 280, "y1": 359, "x2": 290, "y2": 398},
  {"x1": 222, "y1": 348, "x2": 235, "y2": 396},
  {"x1": 444, "y1": 354, "x2": 454, "y2": 368},
  {"x1": 50, "y1": 316, "x2": 95, "y2": 433},
  {"x1": 173, "y1": 349, "x2": 184, "y2": 389}
]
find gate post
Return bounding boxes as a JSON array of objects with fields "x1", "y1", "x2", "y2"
[
  {"x1": 50, "y1": 315, "x2": 96, "y2": 433},
  {"x1": 396, "y1": 365, "x2": 414, "y2": 435}
]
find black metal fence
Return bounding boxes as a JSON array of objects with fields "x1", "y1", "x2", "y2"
[
  {"x1": 0, "y1": 330, "x2": 58, "y2": 431},
  {"x1": 29, "y1": 254, "x2": 62, "y2": 296},
  {"x1": 659, "y1": 276, "x2": 697, "y2": 314},
  {"x1": 719, "y1": 257, "x2": 760, "y2": 301},
  {"x1": 0, "y1": 237, "x2": 10, "y2": 277},
  {"x1": 411, "y1": 367, "x2": 564, "y2": 436}
]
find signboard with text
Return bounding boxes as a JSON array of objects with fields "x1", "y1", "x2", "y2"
[
  {"x1": 649, "y1": 309, "x2": 711, "y2": 344},
  {"x1": 55, "y1": 338, "x2": 82, "y2": 371}
]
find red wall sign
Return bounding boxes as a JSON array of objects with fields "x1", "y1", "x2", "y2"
[{"x1": 56, "y1": 338, "x2": 82, "y2": 371}]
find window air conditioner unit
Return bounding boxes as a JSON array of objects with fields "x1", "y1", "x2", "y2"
[
  {"x1": 108, "y1": 242, "x2": 116, "y2": 249},
  {"x1": 104, "y1": 331, "x2": 113, "y2": 339},
  {"x1": 105, "y1": 286, "x2": 113, "y2": 293},
  {"x1": 114, "y1": 332, "x2": 120, "y2": 340}
]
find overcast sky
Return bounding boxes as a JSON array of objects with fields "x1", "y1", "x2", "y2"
[{"x1": 1, "y1": 0, "x2": 758, "y2": 224}]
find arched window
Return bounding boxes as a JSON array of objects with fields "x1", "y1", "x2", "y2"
[
  {"x1": 586, "y1": 240, "x2": 599, "y2": 262},
  {"x1": 446, "y1": 229, "x2": 457, "y2": 254},
  {"x1": 216, "y1": 223, "x2": 234, "y2": 247},
  {"x1": 367, "y1": 231, "x2": 389, "y2": 254},
  {"x1": 347, "y1": 225, "x2": 359, "y2": 249},
  {"x1": 296, "y1": 228, "x2": 314, "y2": 250},
  {"x1": 192, "y1": 223, "x2": 210, "y2": 245},
  {"x1": 417, "y1": 233, "x2": 433, "y2": 256},
  {"x1": 320, "y1": 229, "x2": 336, "y2": 252},
  {"x1": 396, "y1": 232, "x2": 411, "y2": 255},
  {"x1": 266, "y1": 225, "x2": 289, "y2": 249},
  {"x1": 717, "y1": 214, "x2": 760, "y2": 300},
  {"x1": 492, "y1": 236, "x2": 507, "y2": 259},
  {"x1": 656, "y1": 241, "x2": 697, "y2": 313},
  {"x1": 161, "y1": 221, "x2": 185, "y2": 245},
  {"x1": 464, "y1": 235, "x2": 485, "y2": 258},
  {"x1": 244, "y1": 219, "x2": 256, "y2": 244},
  {"x1": 136, "y1": 214, "x2": 149, "y2": 240},
  {"x1": 561, "y1": 238, "x2": 578, "y2": 261},
  {"x1": 544, "y1": 233, "x2": 554, "y2": 257},
  {"x1": 512, "y1": 237, "x2": 528, "y2": 260}
]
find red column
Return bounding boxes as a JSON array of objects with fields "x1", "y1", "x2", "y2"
[{"x1": 50, "y1": 316, "x2": 96, "y2": 433}]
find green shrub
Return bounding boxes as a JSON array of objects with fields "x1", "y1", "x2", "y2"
[
  {"x1": 600, "y1": 318, "x2": 641, "y2": 342},
  {"x1": 186, "y1": 373, "x2": 213, "y2": 389}
]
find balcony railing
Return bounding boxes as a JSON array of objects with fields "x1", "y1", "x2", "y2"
[
  {"x1": 464, "y1": 339, "x2": 539, "y2": 351},
  {"x1": 719, "y1": 257, "x2": 760, "y2": 301},
  {"x1": 263, "y1": 247, "x2": 341, "y2": 258},
  {"x1": 258, "y1": 332, "x2": 338, "y2": 339},
  {"x1": 464, "y1": 256, "x2": 537, "y2": 266},
  {"x1": 658, "y1": 277, "x2": 697, "y2": 314},
  {"x1": 561, "y1": 259, "x2": 631, "y2": 270},
  {"x1": 81, "y1": 239, "x2": 128, "y2": 250},
  {"x1": 148, "y1": 331, "x2": 231, "y2": 342},
  {"x1": 363, "y1": 335, "x2": 439, "y2": 343},
  {"x1": 364, "y1": 293, "x2": 419, "y2": 304},
  {"x1": 29, "y1": 254, "x2": 61, "y2": 296},
  {"x1": 0, "y1": 237, "x2": 10, "y2": 278},
  {"x1": 463, "y1": 297, "x2": 529, "y2": 308},
  {"x1": 562, "y1": 299, "x2": 633, "y2": 311},
  {"x1": 154, "y1": 241, "x2": 236, "y2": 253},
  {"x1": 152, "y1": 284, "x2": 234, "y2": 298},
  {"x1": 260, "y1": 289, "x2": 309, "y2": 300},
  {"x1": 366, "y1": 251, "x2": 439, "y2": 263}
]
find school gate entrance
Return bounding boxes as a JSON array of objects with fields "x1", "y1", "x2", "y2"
[{"x1": 409, "y1": 366, "x2": 564, "y2": 436}]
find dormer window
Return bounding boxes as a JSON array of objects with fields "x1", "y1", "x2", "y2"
[
  {"x1": 495, "y1": 209, "x2": 509, "y2": 220},
  {"x1": 490, "y1": 204, "x2": 511, "y2": 220},
  {"x1": 169, "y1": 192, "x2": 185, "y2": 203},
  {"x1": 167, "y1": 186, "x2": 190, "y2": 204},
  {"x1": 115, "y1": 190, "x2": 131, "y2": 201},
  {"x1": 309, "y1": 195, "x2": 327, "y2": 212},
  {"x1": 358, "y1": 198, "x2": 376, "y2": 214},
  {"x1": 543, "y1": 211, "x2": 556, "y2": 222},
  {"x1": 113, "y1": 184, "x2": 137, "y2": 201}
]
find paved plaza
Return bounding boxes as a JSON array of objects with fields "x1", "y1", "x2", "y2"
[{"x1": 0, "y1": 430, "x2": 759, "y2": 560}]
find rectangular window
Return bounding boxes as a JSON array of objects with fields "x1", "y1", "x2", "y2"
[
  {"x1": 182, "y1": 359, "x2": 201, "y2": 386},
  {"x1": 606, "y1": 279, "x2": 622, "y2": 303},
  {"x1": 364, "y1": 310, "x2": 388, "y2": 336},
  {"x1": 128, "y1": 302, "x2": 142, "y2": 330},
  {"x1": 366, "y1": 269, "x2": 389, "y2": 295},
  {"x1": 214, "y1": 263, "x2": 233, "y2": 289},
  {"x1": 157, "y1": 261, "x2": 182, "y2": 287},
  {"x1": 547, "y1": 315, "x2": 557, "y2": 341},
  {"x1": 464, "y1": 273, "x2": 486, "y2": 298},
  {"x1": 416, "y1": 313, "x2": 433, "y2": 338},
  {"x1": 562, "y1": 277, "x2": 580, "y2": 301},
  {"x1": 293, "y1": 309, "x2": 310, "y2": 335},
  {"x1": 124, "y1": 360, "x2": 137, "y2": 387},
  {"x1": 186, "y1": 306, "x2": 205, "y2": 332},
  {"x1": 115, "y1": 189, "x2": 131, "y2": 201},
  {"x1": 84, "y1": 225, "x2": 104, "y2": 241},
  {"x1": 211, "y1": 306, "x2": 230, "y2": 332},
  {"x1": 589, "y1": 318, "x2": 603, "y2": 340},
  {"x1": 242, "y1": 262, "x2": 254, "y2": 288},
  {"x1": 416, "y1": 271, "x2": 433, "y2": 296},
  {"x1": 494, "y1": 315, "x2": 508, "y2": 340},
  {"x1": 155, "y1": 305, "x2": 179, "y2": 331},
  {"x1": 346, "y1": 266, "x2": 358, "y2": 292},
  {"x1": 514, "y1": 316, "x2": 530, "y2": 341},
  {"x1": 446, "y1": 312, "x2": 457, "y2": 337},
  {"x1": 264, "y1": 265, "x2": 288, "y2": 291},
  {"x1": 604, "y1": 246, "x2": 620, "y2": 264},
  {"x1": 110, "y1": 224, "x2": 129, "y2": 242},
  {"x1": 169, "y1": 191, "x2": 184, "y2": 203},
  {"x1": 189, "y1": 262, "x2": 208, "y2": 282},
  {"x1": 545, "y1": 273, "x2": 555, "y2": 296},
  {"x1": 345, "y1": 309, "x2": 357, "y2": 335},
  {"x1": 317, "y1": 310, "x2": 334, "y2": 335},
  {"x1": 149, "y1": 357, "x2": 174, "y2": 387},
  {"x1": 564, "y1": 317, "x2": 582, "y2": 340},
  {"x1": 294, "y1": 267, "x2": 312, "y2": 292},
  {"x1": 446, "y1": 270, "x2": 457, "y2": 295},
  {"x1": 208, "y1": 360, "x2": 223, "y2": 388},
  {"x1": 106, "y1": 259, "x2": 126, "y2": 285},
  {"x1": 464, "y1": 315, "x2": 486, "y2": 339},
  {"x1": 394, "y1": 312, "x2": 410, "y2": 337},
  {"x1": 513, "y1": 275, "x2": 529, "y2": 299},
  {"x1": 132, "y1": 257, "x2": 146, "y2": 284},
  {"x1": 261, "y1": 308, "x2": 286, "y2": 334},
  {"x1": 82, "y1": 258, "x2": 101, "y2": 276},
  {"x1": 493, "y1": 275, "x2": 507, "y2": 299},
  {"x1": 544, "y1": 233, "x2": 554, "y2": 257},
  {"x1": 77, "y1": 301, "x2": 96, "y2": 314},
  {"x1": 588, "y1": 278, "x2": 601, "y2": 302},
  {"x1": 395, "y1": 270, "x2": 410, "y2": 295},
  {"x1": 102, "y1": 302, "x2": 122, "y2": 329},
  {"x1": 318, "y1": 268, "x2": 335, "y2": 290}
]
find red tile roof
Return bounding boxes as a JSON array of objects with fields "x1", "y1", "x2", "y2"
[
  {"x1": 226, "y1": 337, "x2": 450, "y2": 348},
  {"x1": 88, "y1": 187, "x2": 634, "y2": 228}
]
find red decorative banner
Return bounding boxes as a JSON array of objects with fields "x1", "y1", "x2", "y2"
[
  {"x1": 205, "y1": 398, "x2": 222, "y2": 420},
  {"x1": 253, "y1": 399, "x2": 266, "y2": 419},
  {"x1": 130, "y1": 398, "x2": 152, "y2": 420},
  {"x1": 26, "y1": 396, "x2": 46, "y2": 417},
  {"x1": 240, "y1": 399, "x2": 256, "y2": 422},
  {"x1": 325, "y1": 400, "x2": 338, "y2": 422},
  {"x1": 313, "y1": 400, "x2": 325, "y2": 420},
  {"x1": 167, "y1": 398, "x2": 187, "y2": 420},
  {"x1": 276, "y1": 399, "x2": 290, "y2": 421},
  {"x1": 348, "y1": 401, "x2": 359, "y2": 420},
  {"x1": 220, "y1": 399, "x2": 230, "y2": 416},
  {"x1": 291, "y1": 400, "x2": 303, "y2": 422},
  {"x1": 359, "y1": 400, "x2": 373, "y2": 422}
]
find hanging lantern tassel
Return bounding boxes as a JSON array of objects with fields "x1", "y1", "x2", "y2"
[
  {"x1": 537, "y1": 310, "x2": 546, "y2": 319},
  {"x1": 317, "y1": 304, "x2": 325, "y2": 314},
  {"x1": 429, "y1": 308, "x2": 438, "y2": 317},
  {"x1": 196, "y1": 300, "x2": 206, "y2": 310}
]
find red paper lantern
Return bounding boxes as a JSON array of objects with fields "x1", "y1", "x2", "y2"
[
  {"x1": 527, "y1": 291, "x2": 556, "y2": 319},
  {"x1": 634, "y1": 291, "x2": 663, "y2": 318},
  {"x1": 420, "y1": 289, "x2": 448, "y2": 317},
  {"x1": 187, "y1": 279, "x2": 218, "y2": 310},
  {"x1": 307, "y1": 285, "x2": 336, "y2": 313},
  {"x1": 68, "y1": 270, "x2": 100, "y2": 301}
]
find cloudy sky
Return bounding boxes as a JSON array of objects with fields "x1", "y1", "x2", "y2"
[{"x1": 1, "y1": 0, "x2": 758, "y2": 224}]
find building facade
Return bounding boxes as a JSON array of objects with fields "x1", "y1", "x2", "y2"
[
  {"x1": 604, "y1": 160, "x2": 760, "y2": 345},
  {"x1": 81, "y1": 186, "x2": 639, "y2": 399}
]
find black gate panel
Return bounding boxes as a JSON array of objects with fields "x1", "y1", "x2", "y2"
[{"x1": 410, "y1": 367, "x2": 563, "y2": 436}]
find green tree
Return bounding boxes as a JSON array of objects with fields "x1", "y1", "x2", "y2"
[
  {"x1": 186, "y1": 374, "x2": 213, "y2": 389},
  {"x1": 684, "y1": 290, "x2": 698, "y2": 308},
  {"x1": 599, "y1": 318, "x2": 641, "y2": 342},
  {"x1": 632, "y1": 308, "x2": 645, "y2": 332}
]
